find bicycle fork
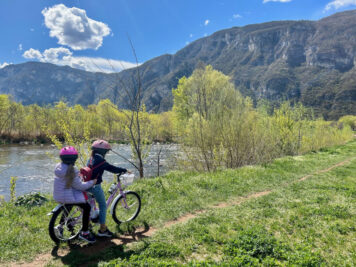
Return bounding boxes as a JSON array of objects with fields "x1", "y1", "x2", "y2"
[{"x1": 109, "y1": 190, "x2": 130, "y2": 216}]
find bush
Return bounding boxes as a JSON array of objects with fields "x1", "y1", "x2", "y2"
[{"x1": 15, "y1": 192, "x2": 48, "y2": 207}]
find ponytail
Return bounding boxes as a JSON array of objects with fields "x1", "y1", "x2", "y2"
[{"x1": 64, "y1": 164, "x2": 75, "y2": 188}]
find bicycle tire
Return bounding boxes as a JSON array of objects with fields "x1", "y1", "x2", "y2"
[
  {"x1": 112, "y1": 191, "x2": 141, "y2": 224},
  {"x1": 48, "y1": 205, "x2": 83, "y2": 243}
]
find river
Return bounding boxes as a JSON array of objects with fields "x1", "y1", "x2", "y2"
[{"x1": 0, "y1": 143, "x2": 178, "y2": 201}]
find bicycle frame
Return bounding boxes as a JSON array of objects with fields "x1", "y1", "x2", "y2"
[
  {"x1": 48, "y1": 173, "x2": 139, "y2": 243},
  {"x1": 48, "y1": 174, "x2": 130, "y2": 226},
  {"x1": 88, "y1": 173, "x2": 130, "y2": 216}
]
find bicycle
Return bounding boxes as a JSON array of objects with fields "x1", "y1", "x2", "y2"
[{"x1": 48, "y1": 172, "x2": 141, "y2": 243}]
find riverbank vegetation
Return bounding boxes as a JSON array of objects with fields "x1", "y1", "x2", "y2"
[
  {"x1": 0, "y1": 140, "x2": 355, "y2": 265},
  {"x1": 0, "y1": 66, "x2": 354, "y2": 173},
  {"x1": 0, "y1": 94, "x2": 175, "y2": 144}
]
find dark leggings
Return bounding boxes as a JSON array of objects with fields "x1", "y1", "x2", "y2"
[{"x1": 62, "y1": 203, "x2": 91, "y2": 232}]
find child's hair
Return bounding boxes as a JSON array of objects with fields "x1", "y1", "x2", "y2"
[
  {"x1": 59, "y1": 146, "x2": 79, "y2": 188},
  {"x1": 64, "y1": 164, "x2": 76, "y2": 188}
]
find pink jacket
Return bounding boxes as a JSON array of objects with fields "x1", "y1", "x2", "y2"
[{"x1": 53, "y1": 163, "x2": 95, "y2": 204}]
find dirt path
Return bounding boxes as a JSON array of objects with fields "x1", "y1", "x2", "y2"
[
  {"x1": 10, "y1": 158, "x2": 354, "y2": 267},
  {"x1": 299, "y1": 159, "x2": 351, "y2": 181}
]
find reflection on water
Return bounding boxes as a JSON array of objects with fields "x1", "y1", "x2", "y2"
[{"x1": 0, "y1": 144, "x2": 177, "y2": 201}]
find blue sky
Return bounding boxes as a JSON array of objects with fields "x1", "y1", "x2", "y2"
[{"x1": 1, "y1": 0, "x2": 356, "y2": 72}]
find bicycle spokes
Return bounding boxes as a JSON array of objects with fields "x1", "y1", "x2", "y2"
[
  {"x1": 112, "y1": 192, "x2": 141, "y2": 223},
  {"x1": 52, "y1": 206, "x2": 83, "y2": 242}
]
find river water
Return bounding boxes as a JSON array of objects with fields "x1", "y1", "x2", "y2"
[{"x1": 0, "y1": 144, "x2": 178, "y2": 201}]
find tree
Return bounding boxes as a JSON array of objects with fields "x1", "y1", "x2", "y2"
[
  {"x1": 173, "y1": 65, "x2": 259, "y2": 171},
  {"x1": 106, "y1": 39, "x2": 151, "y2": 178},
  {"x1": 97, "y1": 99, "x2": 119, "y2": 138},
  {"x1": 0, "y1": 95, "x2": 11, "y2": 135}
]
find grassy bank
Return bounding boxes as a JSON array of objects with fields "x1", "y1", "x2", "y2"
[
  {"x1": 104, "y1": 154, "x2": 356, "y2": 266},
  {"x1": 0, "y1": 140, "x2": 355, "y2": 265}
]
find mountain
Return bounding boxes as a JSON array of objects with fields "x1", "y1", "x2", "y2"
[{"x1": 1, "y1": 10, "x2": 356, "y2": 119}]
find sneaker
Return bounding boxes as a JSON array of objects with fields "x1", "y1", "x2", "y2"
[
  {"x1": 79, "y1": 231, "x2": 96, "y2": 243},
  {"x1": 97, "y1": 228, "x2": 114, "y2": 237}
]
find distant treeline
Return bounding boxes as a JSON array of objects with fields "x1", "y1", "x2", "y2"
[
  {"x1": 0, "y1": 65, "x2": 355, "y2": 172},
  {"x1": 0, "y1": 95, "x2": 174, "y2": 144}
]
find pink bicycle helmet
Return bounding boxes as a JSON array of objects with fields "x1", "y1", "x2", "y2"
[
  {"x1": 59, "y1": 146, "x2": 78, "y2": 164},
  {"x1": 60, "y1": 146, "x2": 78, "y2": 155},
  {"x1": 91, "y1": 140, "x2": 111, "y2": 156},
  {"x1": 91, "y1": 140, "x2": 111, "y2": 150}
]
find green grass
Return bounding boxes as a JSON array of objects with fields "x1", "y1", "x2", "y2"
[
  {"x1": 103, "y1": 157, "x2": 356, "y2": 266},
  {"x1": 119, "y1": 140, "x2": 356, "y2": 229},
  {"x1": 0, "y1": 140, "x2": 355, "y2": 265}
]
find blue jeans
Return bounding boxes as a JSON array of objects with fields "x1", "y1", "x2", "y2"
[{"x1": 87, "y1": 184, "x2": 107, "y2": 224}]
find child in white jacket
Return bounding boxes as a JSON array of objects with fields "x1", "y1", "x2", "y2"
[{"x1": 53, "y1": 146, "x2": 96, "y2": 243}]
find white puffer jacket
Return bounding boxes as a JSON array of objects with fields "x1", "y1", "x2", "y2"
[{"x1": 53, "y1": 163, "x2": 95, "y2": 204}]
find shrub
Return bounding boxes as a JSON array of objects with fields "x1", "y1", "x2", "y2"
[{"x1": 15, "y1": 192, "x2": 48, "y2": 207}]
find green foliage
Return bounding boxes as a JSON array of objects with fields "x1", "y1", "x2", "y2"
[
  {"x1": 223, "y1": 226, "x2": 283, "y2": 259},
  {"x1": 338, "y1": 115, "x2": 356, "y2": 131},
  {"x1": 141, "y1": 242, "x2": 182, "y2": 259},
  {"x1": 10, "y1": 176, "x2": 17, "y2": 202},
  {"x1": 172, "y1": 66, "x2": 353, "y2": 172},
  {"x1": 173, "y1": 65, "x2": 238, "y2": 121},
  {"x1": 15, "y1": 192, "x2": 48, "y2": 207},
  {"x1": 173, "y1": 65, "x2": 261, "y2": 171},
  {"x1": 221, "y1": 226, "x2": 323, "y2": 266},
  {"x1": 104, "y1": 255, "x2": 182, "y2": 267},
  {"x1": 0, "y1": 197, "x2": 56, "y2": 262},
  {"x1": 45, "y1": 114, "x2": 92, "y2": 166},
  {"x1": 0, "y1": 95, "x2": 175, "y2": 145}
]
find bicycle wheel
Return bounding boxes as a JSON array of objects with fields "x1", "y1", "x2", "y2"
[
  {"x1": 48, "y1": 205, "x2": 83, "y2": 243},
  {"x1": 112, "y1": 191, "x2": 141, "y2": 224}
]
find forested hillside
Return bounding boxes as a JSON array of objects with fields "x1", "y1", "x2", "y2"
[{"x1": 0, "y1": 10, "x2": 356, "y2": 119}]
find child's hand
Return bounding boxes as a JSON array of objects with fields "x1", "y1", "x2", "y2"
[
  {"x1": 92, "y1": 179, "x2": 97, "y2": 184},
  {"x1": 126, "y1": 170, "x2": 132, "y2": 174}
]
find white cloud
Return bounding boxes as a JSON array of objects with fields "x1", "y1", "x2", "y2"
[
  {"x1": 263, "y1": 0, "x2": 292, "y2": 3},
  {"x1": 71, "y1": 57, "x2": 138, "y2": 73},
  {"x1": 233, "y1": 14, "x2": 242, "y2": 19},
  {"x1": 0, "y1": 62, "x2": 10, "y2": 69},
  {"x1": 324, "y1": 0, "x2": 356, "y2": 11},
  {"x1": 204, "y1": 19, "x2": 210, "y2": 26},
  {"x1": 22, "y1": 47, "x2": 137, "y2": 73},
  {"x1": 189, "y1": 33, "x2": 193, "y2": 38},
  {"x1": 42, "y1": 4, "x2": 111, "y2": 50},
  {"x1": 30, "y1": 28, "x2": 35, "y2": 32},
  {"x1": 43, "y1": 47, "x2": 73, "y2": 64},
  {"x1": 18, "y1": 44, "x2": 23, "y2": 51},
  {"x1": 23, "y1": 48, "x2": 43, "y2": 59}
]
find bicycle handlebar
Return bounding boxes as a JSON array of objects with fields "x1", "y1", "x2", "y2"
[{"x1": 115, "y1": 171, "x2": 127, "y2": 182}]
